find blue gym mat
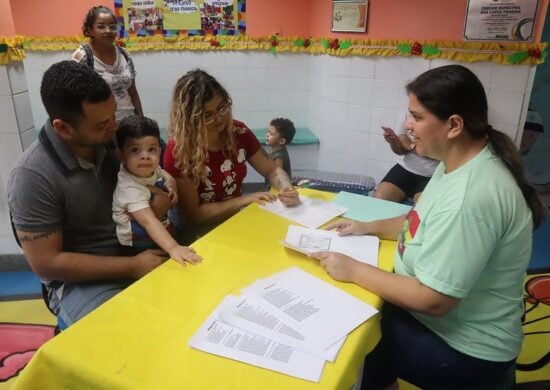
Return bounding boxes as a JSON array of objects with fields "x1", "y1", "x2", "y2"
[{"x1": 0, "y1": 271, "x2": 42, "y2": 301}]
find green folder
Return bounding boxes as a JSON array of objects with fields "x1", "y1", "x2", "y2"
[{"x1": 332, "y1": 191, "x2": 412, "y2": 222}]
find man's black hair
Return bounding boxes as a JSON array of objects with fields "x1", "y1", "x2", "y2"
[{"x1": 40, "y1": 60, "x2": 112, "y2": 126}]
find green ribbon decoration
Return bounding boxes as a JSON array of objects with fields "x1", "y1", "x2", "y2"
[
  {"x1": 339, "y1": 40, "x2": 352, "y2": 49},
  {"x1": 422, "y1": 45, "x2": 440, "y2": 55},
  {"x1": 294, "y1": 38, "x2": 305, "y2": 47},
  {"x1": 321, "y1": 39, "x2": 330, "y2": 49},
  {"x1": 507, "y1": 51, "x2": 529, "y2": 64},
  {"x1": 397, "y1": 44, "x2": 411, "y2": 54}
]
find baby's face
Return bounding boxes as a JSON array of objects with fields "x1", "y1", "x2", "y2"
[
  {"x1": 265, "y1": 125, "x2": 283, "y2": 147},
  {"x1": 120, "y1": 136, "x2": 161, "y2": 178}
]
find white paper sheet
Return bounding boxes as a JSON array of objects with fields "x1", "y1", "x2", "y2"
[
  {"x1": 240, "y1": 267, "x2": 378, "y2": 349},
  {"x1": 218, "y1": 295, "x2": 345, "y2": 362},
  {"x1": 258, "y1": 195, "x2": 348, "y2": 228},
  {"x1": 281, "y1": 225, "x2": 380, "y2": 267},
  {"x1": 189, "y1": 296, "x2": 326, "y2": 382}
]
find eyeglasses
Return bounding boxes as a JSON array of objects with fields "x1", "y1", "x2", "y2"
[
  {"x1": 203, "y1": 100, "x2": 232, "y2": 125},
  {"x1": 94, "y1": 24, "x2": 118, "y2": 32}
]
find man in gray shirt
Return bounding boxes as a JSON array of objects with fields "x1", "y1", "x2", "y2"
[{"x1": 8, "y1": 61, "x2": 168, "y2": 327}]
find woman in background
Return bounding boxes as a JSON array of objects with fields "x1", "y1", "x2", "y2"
[
  {"x1": 71, "y1": 5, "x2": 143, "y2": 122},
  {"x1": 163, "y1": 69, "x2": 299, "y2": 241},
  {"x1": 313, "y1": 65, "x2": 545, "y2": 389}
]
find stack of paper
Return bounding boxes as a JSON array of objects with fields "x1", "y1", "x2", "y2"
[
  {"x1": 189, "y1": 267, "x2": 378, "y2": 382},
  {"x1": 281, "y1": 225, "x2": 380, "y2": 267},
  {"x1": 258, "y1": 195, "x2": 348, "y2": 228}
]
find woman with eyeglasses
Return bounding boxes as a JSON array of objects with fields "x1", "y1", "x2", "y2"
[
  {"x1": 71, "y1": 6, "x2": 143, "y2": 122},
  {"x1": 163, "y1": 69, "x2": 300, "y2": 242}
]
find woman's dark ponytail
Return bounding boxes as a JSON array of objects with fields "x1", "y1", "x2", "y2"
[{"x1": 487, "y1": 125, "x2": 546, "y2": 229}]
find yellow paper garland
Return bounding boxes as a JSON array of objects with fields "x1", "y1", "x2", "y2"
[{"x1": 0, "y1": 35, "x2": 546, "y2": 66}]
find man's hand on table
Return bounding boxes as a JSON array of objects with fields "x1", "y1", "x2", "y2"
[{"x1": 132, "y1": 248, "x2": 169, "y2": 278}]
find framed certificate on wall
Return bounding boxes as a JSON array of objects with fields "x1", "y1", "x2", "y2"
[
  {"x1": 331, "y1": 0, "x2": 368, "y2": 33},
  {"x1": 464, "y1": 0, "x2": 539, "y2": 41}
]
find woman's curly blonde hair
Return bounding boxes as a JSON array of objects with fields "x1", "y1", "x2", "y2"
[{"x1": 168, "y1": 69, "x2": 235, "y2": 186}]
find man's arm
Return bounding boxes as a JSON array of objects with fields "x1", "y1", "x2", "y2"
[{"x1": 16, "y1": 228, "x2": 167, "y2": 282}]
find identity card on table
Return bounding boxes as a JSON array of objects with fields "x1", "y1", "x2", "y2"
[{"x1": 281, "y1": 225, "x2": 380, "y2": 267}]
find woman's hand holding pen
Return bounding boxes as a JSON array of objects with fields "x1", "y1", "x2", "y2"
[{"x1": 278, "y1": 186, "x2": 301, "y2": 206}]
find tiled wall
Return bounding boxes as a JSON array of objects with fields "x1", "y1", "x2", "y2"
[
  {"x1": 0, "y1": 62, "x2": 35, "y2": 253},
  {"x1": 24, "y1": 50, "x2": 535, "y2": 183},
  {"x1": 0, "y1": 50, "x2": 535, "y2": 253}
]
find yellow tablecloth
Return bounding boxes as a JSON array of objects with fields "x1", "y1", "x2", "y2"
[{"x1": 14, "y1": 189, "x2": 396, "y2": 389}]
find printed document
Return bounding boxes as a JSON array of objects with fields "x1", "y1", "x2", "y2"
[
  {"x1": 240, "y1": 267, "x2": 378, "y2": 349},
  {"x1": 189, "y1": 295, "x2": 325, "y2": 382},
  {"x1": 281, "y1": 225, "x2": 380, "y2": 267},
  {"x1": 259, "y1": 195, "x2": 348, "y2": 228},
  {"x1": 218, "y1": 294, "x2": 345, "y2": 362}
]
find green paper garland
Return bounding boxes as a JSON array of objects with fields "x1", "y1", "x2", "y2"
[
  {"x1": 423, "y1": 45, "x2": 440, "y2": 55},
  {"x1": 397, "y1": 44, "x2": 411, "y2": 54},
  {"x1": 339, "y1": 40, "x2": 351, "y2": 49},
  {"x1": 508, "y1": 51, "x2": 530, "y2": 64}
]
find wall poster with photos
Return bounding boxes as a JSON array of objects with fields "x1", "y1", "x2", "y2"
[{"x1": 115, "y1": 0, "x2": 246, "y2": 37}]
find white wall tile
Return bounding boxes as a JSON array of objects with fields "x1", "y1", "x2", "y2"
[
  {"x1": 13, "y1": 92, "x2": 34, "y2": 132},
  {"x1": 372, "y1": 80, "x2": 401, "y2": 109},
  {"x1": 349, "y1": 56, "x2": 375, "y2": 78},
  {"x1": 321, "y1": 100, "x2": 348, "y2": 128},
  {"x1": 0, "y1": 67, "x2": 11, "y2": 96},
  {"x1": 488, "y1": 90, "x2": 525, "y2": 129},
  {"x1": 400, "y1": 57, "x2": 430, "y2": 84},
  {"x1": 348, "y1": 77, "x2": 373, "y2": 106},
  {"x1": 0, "y1": 134, "x2": 23, "y2": 171},
  {"x1": 347, "y1": 105, "x2": 371, "y2": 132},
  {"x1": 7, "y1": 62, "x2": 28, "y2": 95},
  {"x1": 366, "y1": 133, "x2": 399, "y2": 164},
  {"x1": 20, "y1": 127, "x2": 37, "y2": 150},
  {"x1": 246, "y1": 52, "x2": 268, "y2": 68},
  {"x1": 245, "y1": 68, "x2": 269, "y2": 91},
  {"x1": 0, "y1": 96, "x2": 18, "y2": 134},
  {"x1": 326, "y1": 55, "x2": 350, "y2": 76},
  {"x1": 320, "y1": 125, "x2": 347, "y2": 153},
  {"x1": 374, "y1": 58, "x2": 401, "y2": 81},
  {"x1": 346, "y1": 130, "x2": 370, "y2": 157},
  {"x1": 370, "y1": 108, "x2": 401, "y2": 134},
  {"x1": 491, "y1": 65, "x2": 530, "y2": 92},
  {"x1": 325, "y1": 75, "x2": 349, "y2": 102}
]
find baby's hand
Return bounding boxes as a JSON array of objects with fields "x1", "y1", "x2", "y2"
[
  {"x1": 169, "y1": 246, "x2": 202, "y2": 266},
  {"x1": 166, "y1": 186, "x2": 178, "y2": 206}
]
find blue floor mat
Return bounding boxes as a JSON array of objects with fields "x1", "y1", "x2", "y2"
[
  {"x1": 528, "y1": 218, "x2": 550, "y2": 273},
  {"x1": 0, "y1": 271, "x2": 42, "y2": 301}
]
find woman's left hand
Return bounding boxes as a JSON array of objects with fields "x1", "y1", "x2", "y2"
[
  {"x1": 278, "y1": 186, "x2": 300, "y2": 206},
  {"x1": 310, "y1": 251, "x2": 360, "y2": 282}
]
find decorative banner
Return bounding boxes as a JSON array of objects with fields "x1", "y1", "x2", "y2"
[
  {"x1": 331, "y1": 1, "x2": 368, "y2": 33},
  {"x1": 115, "y1": 0, "x2": 245, "y2": 37},
  {"x1": 2, "y1": 35, "x2": 547, "y2": 67},
  {"x1": 464, "y1": 0, "x2": 539, "y2": 41}
]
